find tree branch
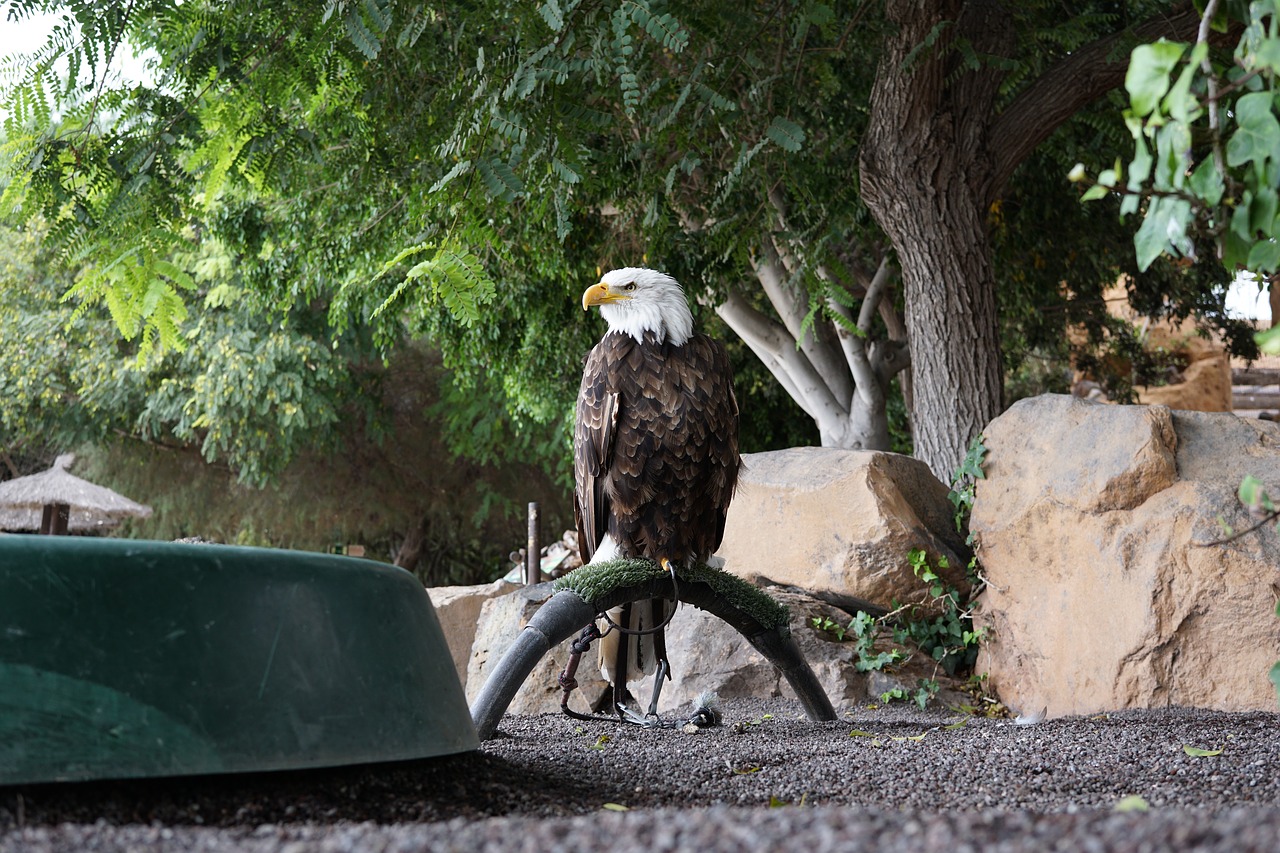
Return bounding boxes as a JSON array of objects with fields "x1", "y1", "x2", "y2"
[
  {"x1": 988, "y1": 2, "x2": 1222, "y2": 198},
  {"x1": 715, "y1": 290, "x2": 847, "y2": 430},
  {"x1": 1197, "y1": 0, "x2": 1226, "y2": 180},
  {"x1": 849, "y1": 259, "x2": 895, "y2": 409},
  {"x1": 752, "y1": 242, "x2": 854, "y2": 405}
]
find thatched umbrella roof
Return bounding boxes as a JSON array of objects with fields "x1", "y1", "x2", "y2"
[
  {"x1": 0, "y1": 454, "x2": 152, "y2": 532},
  {"x1": 0, "y1": 507, "x2": 128, "y2": 533}
]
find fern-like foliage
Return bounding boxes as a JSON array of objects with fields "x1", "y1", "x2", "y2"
[
  {"x1": 0, "y1": 0, "x2": 1189, "y2": 480},
  {"x1": 364, "y1": 241, "x2": 495, "y2": 327}
]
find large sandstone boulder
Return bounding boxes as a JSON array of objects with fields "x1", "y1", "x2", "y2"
[
  {"x1": 427, "y1": 578, "x2": 517, "y2": 689},
  {"x1": 972, "y1": 394, "x2": 1280, "y2": 717},
  {"x1": 1134, "y1": 322, "x2": 1233, "y2": 412},
  {"x1": 465, "y1": 583, "x2": 611, "y2": 715},
  {"x1": 716, "y1": 448, "x2": 970, "y2": 608}
]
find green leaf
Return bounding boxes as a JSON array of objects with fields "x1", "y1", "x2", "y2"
[
  {"x1": 1114, "y1": 794, "x2": 1151, "y2": 813},
  {"x1": 1182, "y1": 745, "x2": 1223, "y2": 757},
  {"x1": 1163, "y1": 42, "x2": 1207, "y2": 124},
  {"x1": 1133, "y1": 199, "x2": 1169, "y2": 271},
  {"x1": 1239, "y1": 474, "x2": 1273, "y2": 511},
  {"x1": 1126, "y1": 40, "x2": 1187, "y2": 118},
  {"x1": 1252, "y1": 37, "x2": 1280, "y2": 75},
  {"x1": 1252, "y1": 187, "x2": 1279, "y2": 235},
  {"x1": 1126, "y1": 130, "x2": 1153, "y2": 192},
  {"x1": 538, "y1": 0, "x2": 564, "y2": 31},
  {"x1": 551, "y1": 157, "x2": 581, "y2": 184},
  {"x1": 1257, "y1": 324, "x2": 1280, "y2": 356},
  {"x1": 632, "y1": 7, "x2": 688, "y2": 52},
  {"x1": 1270, "y1": 661, "x2": 1280, "y2": 704},
  {"x1": 601, "y1": 802, "x2": 629, "y2": 811},
  {"x1": 477, "y1": 158, "x2": 524, "y2": 201},
  {"x1": 764, "y1": 116, "x2": 805, "y2": 152},
  {"x1": 1080, "y1": 185, "x2": 1110, "y2": 202},
  {"x1": 429, "y1": 159, "x2": 472, "y2": 194},
  {"x1": 1227, "y1": 92, "x2": 1280, "y2": 168},
  {"x1": 1247, "y1": 239, "x2": 1280, "y2": 273},
  {"x1": 1153, "y1": 121, "x2": 1192, "y2": 190},
  {"x1": 1187, "y1": 156, "x2": 1224, "y2": 207},
  {"x1": 153, "y1": 260, "x2": 195, "y2": 291},
  {"x1": 344, "y1": 6, "x2": 382, "y2": 59},
  {"x1": 362, "y1": 0, "x2": 391, "y2": 34}
]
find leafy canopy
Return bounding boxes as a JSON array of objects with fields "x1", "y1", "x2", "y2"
[{"x1": 1077, "y1": 0, "x2": 1280, "y2": 351}]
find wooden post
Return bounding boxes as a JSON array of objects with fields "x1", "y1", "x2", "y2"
[
  {"x1": 526, "y1": 502, "x2": 541, "y2": 586},
  {"x1": 39, "y1": 503, "x2": 70, "y2": 536}
]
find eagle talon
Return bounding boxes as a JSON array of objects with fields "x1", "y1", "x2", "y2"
[
  {"x1": 618, "y1": 704, "x2": 663, "y2": 728},
  {"x1": 646, "y1": 658, "x2": 670, "y2": 716}
]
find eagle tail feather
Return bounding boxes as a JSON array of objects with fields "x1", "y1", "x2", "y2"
[{"x1": 597, "y1": 599, "x2": 672, "y2": 708}]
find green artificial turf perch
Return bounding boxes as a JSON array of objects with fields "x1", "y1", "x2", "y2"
[{"x1": 553, "y1": 557, "x2": 790, "y2": 631}]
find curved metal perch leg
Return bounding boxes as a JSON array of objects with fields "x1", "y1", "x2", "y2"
[
  {"x1": 742, "y1": 629, "x2": 836, "y2": 723},
  {"x1": 470, "y1": 591, "x2": 598, "y2": 740},
  {"x1": 469, "y1": 566, "x2": 838, "y2": 741},
  {"x1": 673, "y1": 583, "x2": 836, "y2": 724}
]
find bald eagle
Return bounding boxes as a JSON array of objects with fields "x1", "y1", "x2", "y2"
[{"x1": 574, "y1": 267, "x2": 740, "y2": 719}]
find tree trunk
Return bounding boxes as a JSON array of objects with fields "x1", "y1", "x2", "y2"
[
  {"x1": 394, "y1": 516, "x2": 430, "y2": 574},
  {"x1": 860, "y1": 0, "x2": 1010, "y2": 481},
  {"x1": 879, "y1": 197, "x2": 1002, "y2": 478},
  {"x1": 859, "y1": 1, "x2": 1218, "y2": 480},
  {"x1": 715, "y1": 256, "x2": 909, "y2": 452}
]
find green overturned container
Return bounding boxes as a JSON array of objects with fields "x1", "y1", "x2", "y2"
[{"x1": 0, "y1": 536, "x2": 477, "y2": 785}]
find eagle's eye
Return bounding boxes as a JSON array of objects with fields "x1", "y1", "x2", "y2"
[{"x1": 622, "y1": 282, "x2": 637, "y2": 292}]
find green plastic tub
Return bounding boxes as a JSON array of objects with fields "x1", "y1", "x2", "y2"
[{"x1": 0, "y1": 536, "x2": 477, "y2": 785}]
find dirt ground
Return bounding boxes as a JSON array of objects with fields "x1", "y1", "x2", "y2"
[{"x1": 3, "y1": 699, "x2": 1280, "y2": 851}]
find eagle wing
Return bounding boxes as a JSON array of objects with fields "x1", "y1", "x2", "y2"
[
  {"x1": 678, "y1": 335, "x2": 740, "y2": 557},
  {"x1": 575, "y1": 332, "x2": 739, "y2": 564},
  {"x1": 573, "y1": 341, "x2": 620, "y2": 563}
]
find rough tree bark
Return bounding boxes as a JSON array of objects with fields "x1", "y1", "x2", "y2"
[{"x1": 860, "y1": 0, "x2": 1209, "y2": 480}]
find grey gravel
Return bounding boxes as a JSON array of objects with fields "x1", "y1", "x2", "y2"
[{"x1": 3, "y1": 700, "x2": 1280, "y2": 851}]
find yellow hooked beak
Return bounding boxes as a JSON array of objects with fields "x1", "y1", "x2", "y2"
[{"x1": 582, "y1": 281, "x2": 631, "y2": 311}]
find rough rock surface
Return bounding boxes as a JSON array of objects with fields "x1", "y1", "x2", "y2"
[
  {"x1": 972, "y1": 394, "x2": 1280, "y2": 718},
  {"x1": 464, "y1": 584, "x2": 610, "y2": 715},
  {"x1": 427, "y1": 578, "x2": 516, "y2": 686},
  {"x1": 658, "y1": 589, "x2": 965, "y2": 710},
  {"x1": 715, "y1": 448, "x2": 970, "y2": 606},
  {"x1": 4, "y1": 701, "x2": 1280, "y2": 852}
]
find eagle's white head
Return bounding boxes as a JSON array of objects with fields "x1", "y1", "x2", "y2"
[{"x1": 581, "y1": 267, "x2": 694, "y2": 347}]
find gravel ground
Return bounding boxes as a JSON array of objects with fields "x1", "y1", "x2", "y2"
[{"x1": 3, "y1": 700, "x2": 1280, "y2": 851}]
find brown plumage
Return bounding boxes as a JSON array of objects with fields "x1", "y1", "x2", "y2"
[
  {"x1": 573, "y1": 329, "x2": 740, "y2": 564},
  {"x1": 572, "y1": 267, "x2": 740, "y2": 716}
]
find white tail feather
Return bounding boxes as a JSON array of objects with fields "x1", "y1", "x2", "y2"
[{"x1": 597, "y1": 600, "x2": 671, "y2": 685}]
